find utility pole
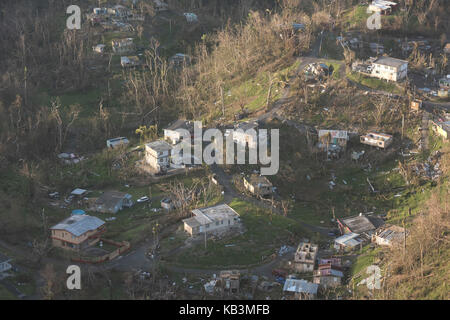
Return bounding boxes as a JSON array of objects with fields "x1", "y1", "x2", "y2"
[{"x1": 401, "y1": 114, "x2": 405, "y2": 140}]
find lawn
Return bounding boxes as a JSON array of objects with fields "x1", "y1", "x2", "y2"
[
  {"x1": 163, "y1": 198, "x2": 315, "y2": 268},
  {"x1": 0, "y1": 284, "x2": 17, "y2": 300},
  {"x1": 347, "y1": 72, "x2": 402, "y2": 94}
]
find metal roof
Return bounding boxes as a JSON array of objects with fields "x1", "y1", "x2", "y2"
[
  {"x1": 51, "y1": 215, "x2": 105, "y2": 237},
  {"x1": 334, "y1": 233, "x2": 363, "y2": 247},
  {"x1": 283, "y1": 279, "x2": 318, "y2": 295},
  {"x1": 341, "y1": 215, "x2": 376, "y2": 234}
]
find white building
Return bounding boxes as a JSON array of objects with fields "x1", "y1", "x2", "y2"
[
  {"x1": 0, "y1": 253, "x2": 12, "y2": 274},
  {"x1": 145, "y1": 140, "x2": 172, "y2": 172},
  {"x1": 371, "y1": 56, "x2": 408, "y2": 82},
  {"x1": 183, "y1": 204, "x2": 240, "y2": 236}
]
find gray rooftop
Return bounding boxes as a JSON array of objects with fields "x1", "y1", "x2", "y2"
[
  {"x1": 51, "y1": 215, "x2": 105, "y2": 237},
  {"x1": 373, "y1": 56, "x2": 408, "y2": 68},
  {"x1": 94, "y1": 191, "x2": 132, "y2": 211},
  {"x1": 183, "y1": 204, "x2": 239, "y2": 228},
  {"x1": 340, "y1": 215, "x2": 382, "y2": 234},
  {"x1": 146, "y1": 140, "x2": 172, "y2": 153},
  {"x1": 283, "y1": 279, "x2": 318, "y2": 295}
]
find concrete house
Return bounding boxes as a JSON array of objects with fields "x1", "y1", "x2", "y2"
[
  {"x1": 360, "y1": 132, "x2": 393, "y2": 149},
  {"x1": 183, "y1": 204, "x2": 240, "y2": 237},
  {"x1": 318, "y1": 130, "x2": 349, "y2": 155},
  {"x1": 145, "y1": 140, "x2": 172, "y2": 173},
  {"x1": 243, "y1": 174, "x2": 273, "y2": 197},
  {"x1": 373, "y1": 225, "x2": 407, "y2": 247},
  {"x1": 313, "y1": 263, "x2": 344, "y2": 288},
  {"x1": 0, "y1": 253, "x2": 12, "y2": 274},
  {"x1": 164, "y1": 119, "x2": 194, "y2": 144},
  {"x1": 371, "y1": 56, "x2": 408, "y2": 82},
  {"x1": 50, "y1": 215, "x2": 106, "y2": 251},
  {"x1": 219, "y1": 270, "x2": 240, "y2": 294},
  {"x1": 112, "y1": 38, "x2": 135, "y2": 54},
  {"x1": 294, "y1": 242, "x2": 318, "y2": 273},
  {"x1": 283, "y1": 279, "x2": 319, "y2": 300},
  {"x1": 93, "y1": 191, "x2": 134, "y2": 214}
]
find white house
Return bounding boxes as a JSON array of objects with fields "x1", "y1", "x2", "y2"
[
  {"x1": 183, "y1": 204, "x2": 240, "y2": 236},
  {"x1": 371, "y1": 56, "x2": 408, "y2": 82},
  {"x1": 145, "y1": 140, "x2": 172, "y2": 172},
  {"x1": 0, "y1": 253, "x2": 12, "y2": 274}
]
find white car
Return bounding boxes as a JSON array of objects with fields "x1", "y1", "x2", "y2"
[{"x1": 137, "y1": 196, "x2": 150, "y2": 203}]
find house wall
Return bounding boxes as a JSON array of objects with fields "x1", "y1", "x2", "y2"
[
  {"x1": 185, "y1": 217, "x2": 237, "y2": 237},
  {"x1": 51, "y1": 227, "x2": 104, "y2": 251},
  {"x1": 313, "y1": 275, "x2": 341, "y2": 288},
  {"x1": 372, "y1": 63, "x2": 407, "y2": 82},
  {"x1": 0, "y1": 261, "x2": 12, "y2": 273},
  {"x1": 145, "y1": 146, "x2": 170, "y2": 172}
]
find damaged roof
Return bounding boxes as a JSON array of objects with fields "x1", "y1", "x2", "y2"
[
  {"x1": 51, "y1": 215, "x2": 105, "y2": 237},
  {"x1": 283, "y1": 279, "x2": 318, "y2": 295},
  {"x1": 340, "y1": 214, "x2": 385, "y2": 234}
]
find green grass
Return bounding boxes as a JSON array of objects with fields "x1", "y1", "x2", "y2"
[
  {"x1": 347, "y1": 72, "x2": 402, "y2": 94},
  {"x1": 164, "y1": 198, "x2": 315, "y2": 268},
  {"x1": 0, "y1": 284, "x2": 17, "y2": 300}
]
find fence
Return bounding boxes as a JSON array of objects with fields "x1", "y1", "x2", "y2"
[{"x1": 71, "y1": 238, "x2": 130, "y2": 264}]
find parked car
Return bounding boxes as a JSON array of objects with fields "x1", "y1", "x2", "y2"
[{"x1": 137, "y1": 196, "x2": 150, "y2": 203}]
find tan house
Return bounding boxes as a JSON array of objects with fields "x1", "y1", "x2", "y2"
[
  {"x1": 360, "y1": 132, "x2": 393, "y2": 149},
  {"x1": 283, "y1": 279, "x2": 318, "y2": 300},
  {"x1": 145, "y1": 140, "x2": 172, "y2": 173},
  {"x1": 183, "y1": 204, "x2": 240, "y2": 237},
  {"x1": 50, "y1": 215, "x2": 106, "y2": 251},
  {"x1": 243, "y1": 174, "x2": 273, "y2": 197},
  {"x1": 294, "y1": 242, "x2": 318, "y2": 273},
  {"x1": 219, "y1": 270, "x2": 240, "y2": 294},
  {"x1": 371, "y1": 56, "x2": 408, "y2": 82},
  {"x1": 373, "y1": 225, "x2": 407, "y2": 247}
]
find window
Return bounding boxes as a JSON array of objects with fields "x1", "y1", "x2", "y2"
[{"x1": 216, "y1": 221, "x2": 220, "y2": 226}]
